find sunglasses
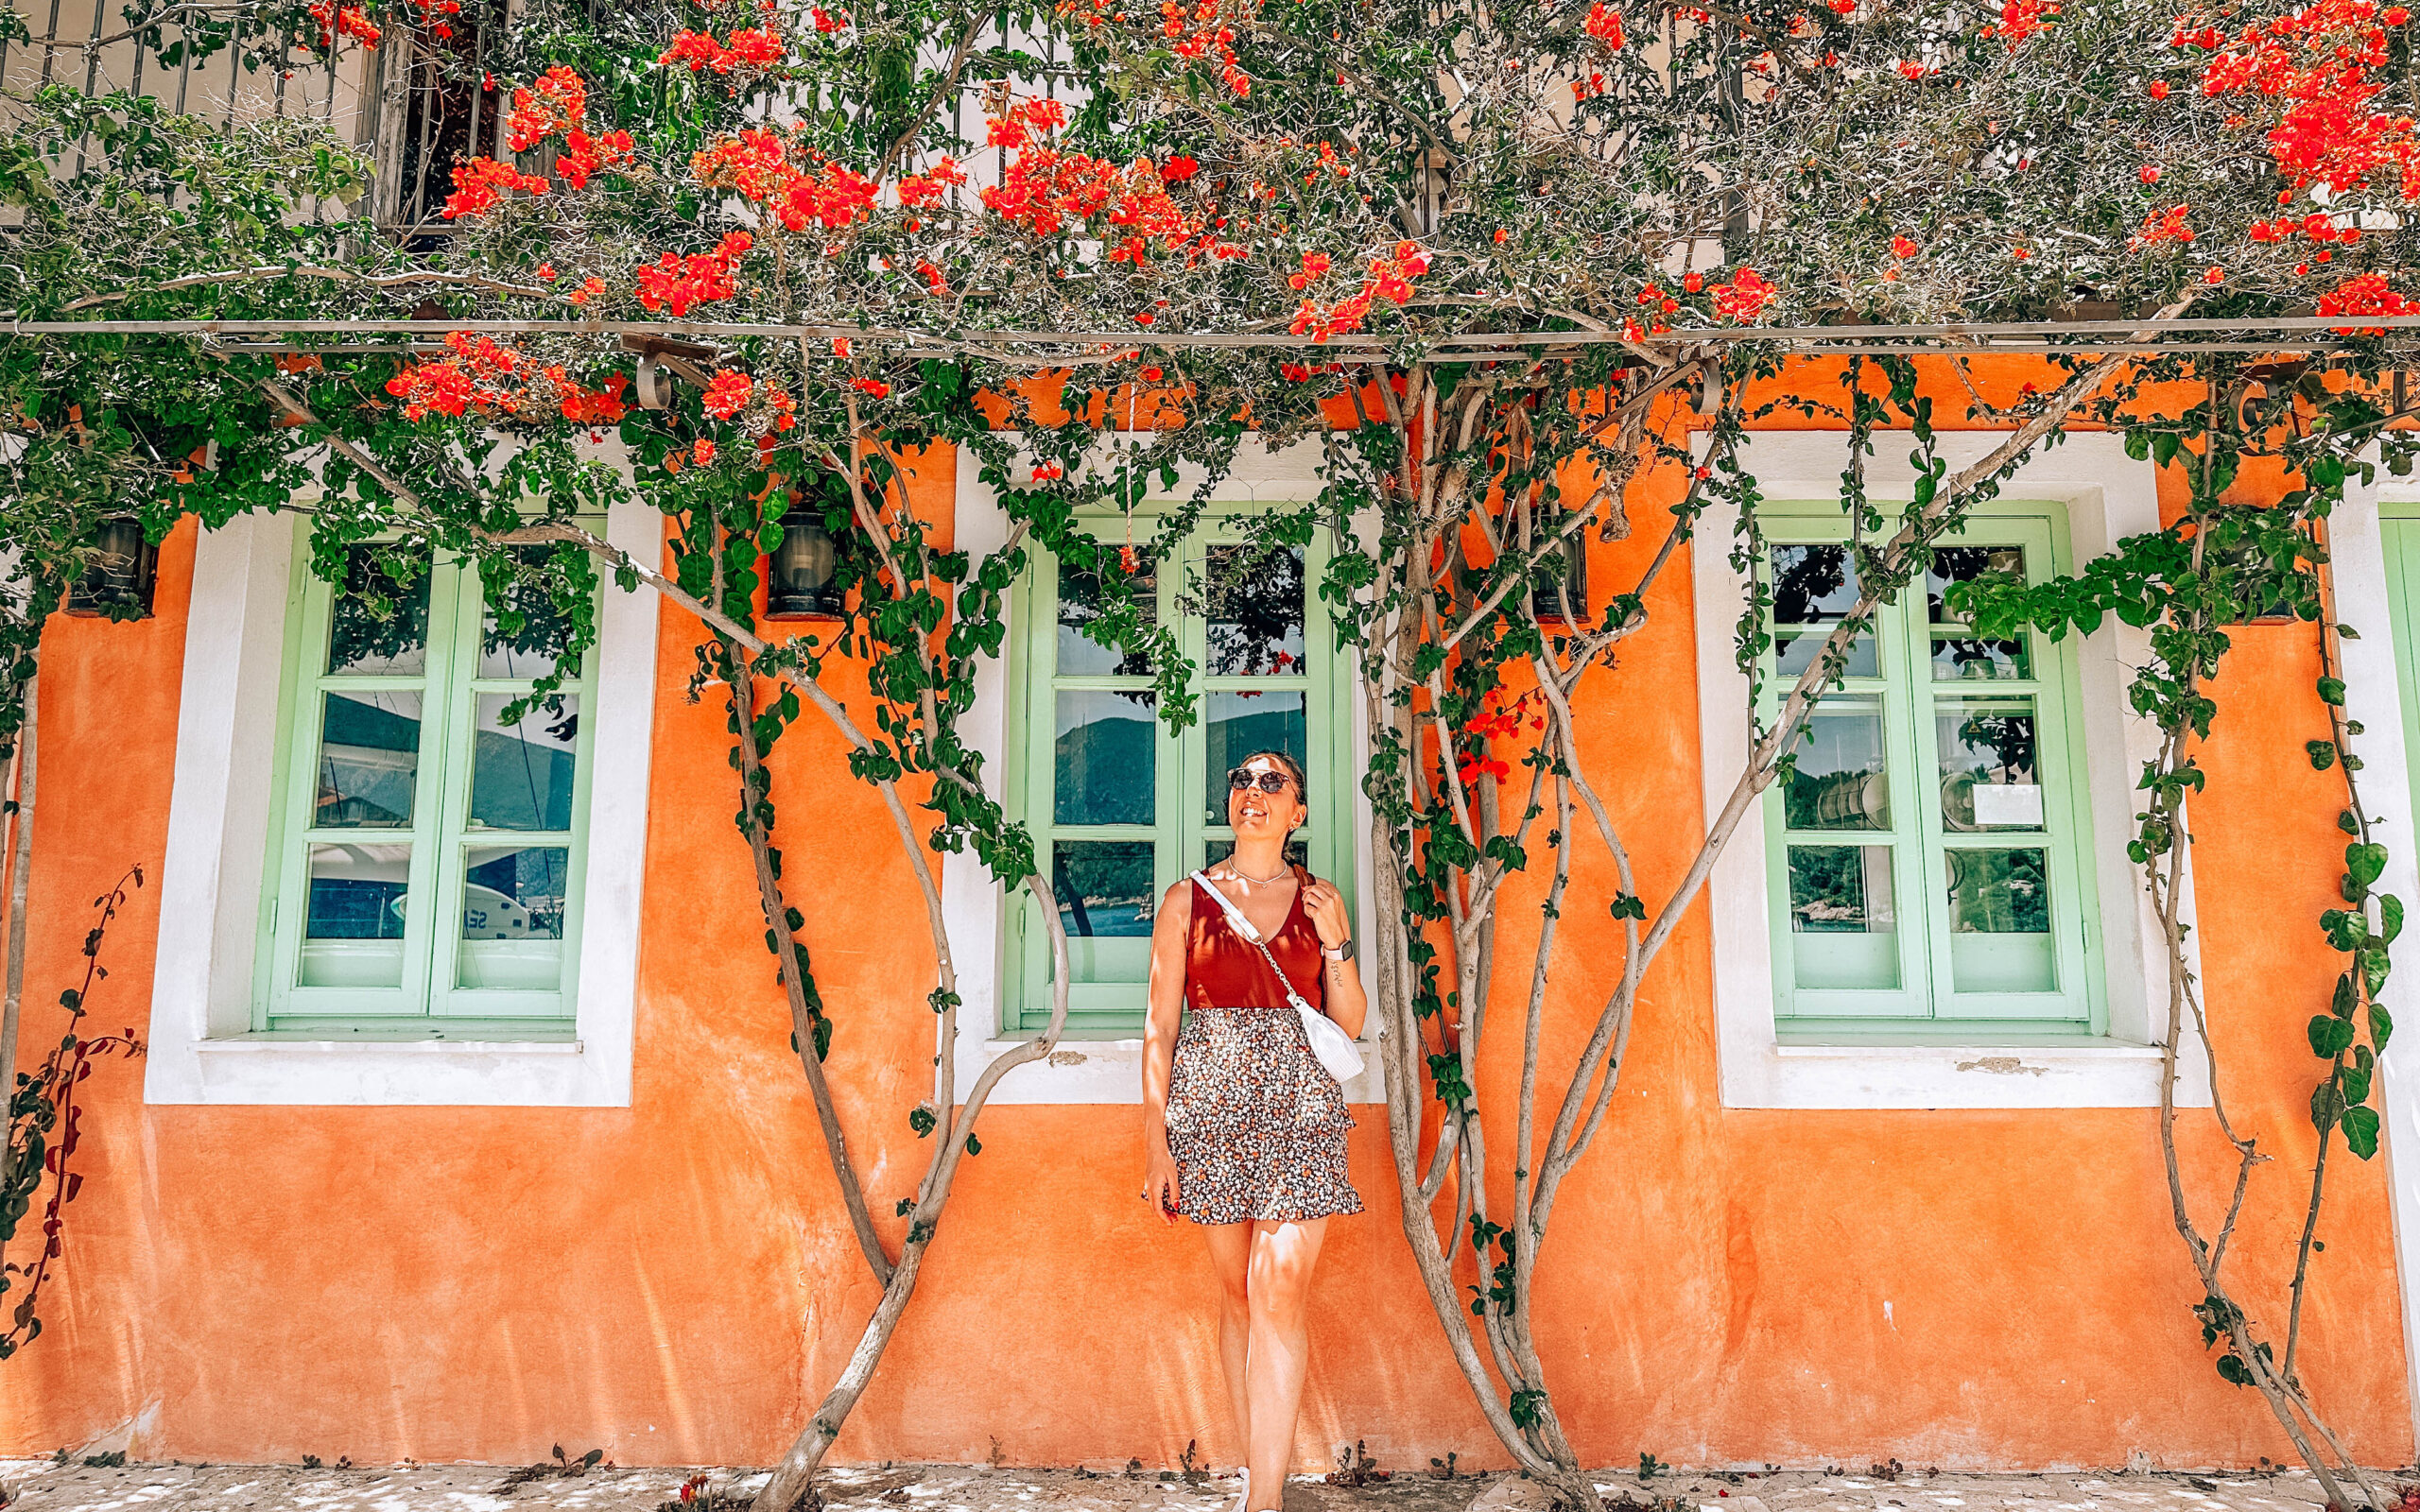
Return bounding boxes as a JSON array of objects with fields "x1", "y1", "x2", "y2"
[{"x1": 1228, "y1": 766, "x2": 1298, "y2": 795}]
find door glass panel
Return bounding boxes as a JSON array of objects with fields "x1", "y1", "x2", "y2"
[
  {"x1": 1202, "y1": 689, "x2": 1307, "y2": 823},
  {"x1": 1203, "y1": 545, "x2": 1306, "y2": 676},
  {"x1": 327, "y1": 547, "x2": 433, "y2": 676},
  {"x1": 1938, "y1": 699, "x2": 2044, "y2": 832},
  {"x1": 300, "y1": 842, "x2": 409, "y2": 988},
  {"x1": 469, "y1": 694, "x2": 580, "y2": 831},
  {"x1": 315, "y1": 691, "x2": 423, "y2": 828},
  {"x1": 1781, "y1": 701, "x2": 1890, "y2": 832},
  {"x1": 1945, "y1": 847, "x2": 2055, "y2": 991},
  {"x1": 1055, "y1": 689, "x2": 1157, "y2": 826},
  {"x1": 1052, "y1": 840, "x2": 1157, "y2": 937},
  {"x1": 1058, "y1": 552, "x2": 1158, "y2": 677},
  {"x1": 1787, "y1": 845, "x2": 1899, "y2": 989},
  {"x1": 1771, "y1": 543, "x2": 1877, "y2": 679},
  {"x1": 458, "y1": 844, "x2": 570, "y2": 989},
  {"x1": 1927, "y1": 544, "x2": 2031, "y2": 679},
  {"x1": 479, "y1": 556, "x2": 579, "y2": 679}
]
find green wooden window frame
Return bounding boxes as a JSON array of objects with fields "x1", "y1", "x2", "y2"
[
  {"x1": 1003, "y1": 505, "x2": 1357, "y2": 1036},
  {"x1": 252, "y1": 530, "x2": 599, "y2": 1036},
  {"x1": 1755, "y1": 499, "x2": 2104, "y2": 1036}
]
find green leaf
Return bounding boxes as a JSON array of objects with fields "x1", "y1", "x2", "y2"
[
  {"x1": 2215, "y1": 1353, "x2": 2253, "y2": 1387},
  {"x1": 2387, "y1": 895, "x2": 2406, "y2": 945},
  {"x1": 2333, "y1": 972, "x2": 2358, "y2": 1021},
  {"x1": 2308, "y1": 1014, "x2": 2357, "y2": 1058},
  {"x1": 2347, "y1": 842, "x2": 2388, "y2": 890},
  {"x1": 964, "y1": 1132, "x2": 982, "y2": 1156},
  {"x1": 2318, "y1": 677, "x2": 2347, "y2": 706},
  {"x1": 2308, "y1": 740, "x2": 2339, "y2": 770},
  {"x1": 2372, "y1": 1001, "x2": 2394, "y2": 1052},
  {"x1": 2312, "y1": 1079, "x2": 2343, "y2": 1132},
  {"x1": 2343, "y1": 1104, "x2": 2381, "y2": 1160},
  {"x1": 1609, "y1": 894, "x2": 1646, "y2": 920}
]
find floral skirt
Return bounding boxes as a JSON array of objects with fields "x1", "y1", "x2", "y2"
[{"x1": 1165, "y1": 1005, "x2": 1363, "y2": 1226}]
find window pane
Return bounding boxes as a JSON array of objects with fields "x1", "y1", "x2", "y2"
[
  {"x1": 1927, "y1": 545, "x2": 2028, "y2": 623},
  {"x1": 1930, "y1": 634, "x2": 2031, "y2": 680},
  {"x1": 301, "y1": 843, "x2": 409, "y2": 988},
  {"x1": 316, "y1": 691, "x2": 423, "y2": 828},
  {"x1": 1202, "y1": 689, "x2": 1307, "y2": 823},
  {"x1": 458, "y1": 844, "x2": 570, "y2": 989},
  {"x1": 1771, "y1": 543, "x2": 1860, "y2": 623},
  {"x1": 1787, "y1": 845, "x2": 1899, "y2": 989},
  {"x1": 327, "y1": 547, "x2": 432, "y2": 676},
  {"x1": 1052, "y1": 840, "x2": 1156, "y2": 938},
  {"x1": 1946, "y1": 848, "x2": 2057, "y2": 992},
  {"x1": 1939, "y1": 700, "x2": 2044, "y2": 832},
  {"x1": 1781, "y1": 702, "x2": 1890, "y2": 832},
  {"x1": 1055, "y1": 689, "x2": 1157, "y2": 826},
  {"x1": 479, "y1": 556, "x2": 579, "y2": 679},
  {"x1": 1058, "y1": 553, "x2": 1157, "y2": 677},
  {"x1": 469, "y1": 694, "x2": 580, "y2": 832},
  {"x1": 1775, "y1": 629, "x2": 1879, "y2": 680},
  {"x1": 1204, "y1": 545, "x2": 1306, "y2": 676}
]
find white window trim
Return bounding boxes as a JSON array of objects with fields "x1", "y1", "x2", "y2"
[
  {"x1": 1692, "y1": 430, "x2": 2214, "y2": 1109},
  {"x1": 942, "y1": 439, "x2": 1387, "y2": 1106},
  {"x1": 2330, "y1": 461, "x2": 2420, "y2": 1452},
  {"x1": 144, "y1": 497, "x2": 660, "y2": 1107}
]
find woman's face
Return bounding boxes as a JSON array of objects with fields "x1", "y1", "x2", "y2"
[{"x1": 1228, "y1": 754, "x2": 1307, "y2": 840}]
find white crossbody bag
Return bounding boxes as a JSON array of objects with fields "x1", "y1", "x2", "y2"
[{"x1": 1188, "y1": 869, "x2": 1365, "y2": 1085}]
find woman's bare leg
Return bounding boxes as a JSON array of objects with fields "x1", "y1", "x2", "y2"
[
  {"x1": 1242, "y1": 1217, "x2": 1329, "y2": 1512},
  {"x1": 1201, "y1": 1220, "x2": 1256, "y2": 1470}
]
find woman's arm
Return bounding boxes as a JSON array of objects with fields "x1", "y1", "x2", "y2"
[
  {"x1": 1301, "y1": 876, "x2": 1369, "y2": 1040},
  {"x1": 1139, "y1": 879, "x2": 1193, "y2": 1221}
]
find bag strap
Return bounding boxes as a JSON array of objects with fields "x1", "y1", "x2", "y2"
[{"x1": 1188, "y1": 868, "x2": 1315, "y2": 1014}]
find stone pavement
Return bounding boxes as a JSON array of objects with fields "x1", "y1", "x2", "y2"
[{"x1": 0, "y1": 1458, "x2": 2410, "y2": 1512}]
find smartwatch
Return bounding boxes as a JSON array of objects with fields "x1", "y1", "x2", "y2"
[{"x1": 1322, "y1": 938, "x2": 1357, "y2": 962}]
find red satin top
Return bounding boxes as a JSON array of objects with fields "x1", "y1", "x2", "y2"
[{"x1": 1185, "y1": 868, "x2": 1327, "y2": 1012}]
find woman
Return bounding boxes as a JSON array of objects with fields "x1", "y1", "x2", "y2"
[{"x1": 1140, "y1": 748, "x2": 1369, "y2": 1512}]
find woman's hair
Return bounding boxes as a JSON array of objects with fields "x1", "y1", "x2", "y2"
[{"x1": 1236, "y1": 748, "x2": 1308, "y2": 798}]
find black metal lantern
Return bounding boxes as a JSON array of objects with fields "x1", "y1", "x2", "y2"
[
  {"x1": 1530, "y1": 532, "x2": 1588, "y2": 623},
  {"x1": 765, "y1": 496, "x2": 844, "y2": 618},
  {"x1": 64, "y1": 516, "x2": 158, "y2": 619}
]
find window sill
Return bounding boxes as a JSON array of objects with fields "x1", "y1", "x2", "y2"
[
  {"x1": 174, "y1": 1035, "x2": 616, "y2": 1108},
  {"x1": 1728, "y1": 1036, "x2": 2206, "y2": 1110}
]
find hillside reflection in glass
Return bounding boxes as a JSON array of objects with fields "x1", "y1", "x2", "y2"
[
  {"x1": 1055, "y1": 552, "x2": 1158, "y2": 828},
  {"x1": 1770, "y1": 543, "x2": 1877, "y2": 679}
]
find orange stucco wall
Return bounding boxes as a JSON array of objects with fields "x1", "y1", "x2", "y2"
[{"x1": 1, "y1": 361, "x2": 2411, "y2": 1472}]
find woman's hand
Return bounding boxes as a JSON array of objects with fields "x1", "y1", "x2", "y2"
[
  {"x1": 1142, "y1": 1143, "x2": 1182, "y2": 1225},
  {"x1": 1304, "y1": 877, "x2": 1352, "y2": 949}
]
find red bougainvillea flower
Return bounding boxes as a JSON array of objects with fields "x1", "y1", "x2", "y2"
[
  {"x1": 809, "y1": 6, "x2": 849, "y2": 28},
  {"x1": 1032, "y1": 462, "x2": 1065, "y2": 482},
  {"x1": 2139, "y1": 163, "x2": 2162, "y2": 183},
  {"x1": 1584, "y1": 3, "x2": 1625, "y2": 46},
  {"x1": 306, "y1": 1, "x2": 381, "y2": 50},
  {"x1": 2186, "y1": 0, "x2": 2420, "y2": 202},
  {"x1": 2317, "y1": 270, "x2": 2413, "y2": 334},
  {"x1": 702, "y1": 369, "x2": 754, "y2": 420},
  {"x1": 849, "y1": 377, "x2": 891, "y2": 399},
  {"x1": 1711, "y1": 267, "x2": 1778, "y2": 320},
  {"x1": 441, "y1": 156, "x2": 549, "y2": 218},
  {"x1": 2128, "y1": 203, "x2": 2196, "y2": 249},
  {"x1": 635, "y1": 232, "x2": 752, "y2": 316},
  {"x1": 1890, "y1": 234, "x2": 1918, "y2": 257},
  {"x1": 1289, "y1": 242, "x2": 1429, "y2": 341},
  {"x1": 660, "y1": 27, "x2": 786, "y2": 72},
  {"x1": 2202, "y1": 265, "x2": 2225, "y2": 284},
  {"x1": 1980, "y1": 0, "x2": 2057, "y2": 44},
  {"x1": 2148, "y1": 79, "x2": 2171, "y2": 98},
  {"x1": 693, "y1": 439, "x2": 717, "y2": 466},
  {"x1": 506, "y1": 65, "x2": 585, "y2": 150},
  {"x1": 383, "y1": 334, "x2": 625, "y2": 425}
]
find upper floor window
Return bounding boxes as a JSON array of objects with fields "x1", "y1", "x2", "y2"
[
  {"x1": 1004, "y1": 507, "x2": 1355, "y2": 1034},
  {"x1": 1756, "y1": 501, "x2": 2103, "y2": 1035},
  {"x1": 256, "y1": 538, "x2": 596, "y2": 1034}
]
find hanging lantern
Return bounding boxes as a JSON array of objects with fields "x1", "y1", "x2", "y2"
[
  {"x1": 63, "y1": 516, "x2": 158, "y2": 620},
  {"x1": 766, "y1": 493, "x2": 844, "y2": 619},
  {"x1": 1530, "y1": 533, "x2": 1588, "y2": 624}
]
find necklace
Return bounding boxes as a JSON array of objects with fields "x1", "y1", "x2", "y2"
[{"x1": 1223, "y1": 861, "x2": 1291, "y2": 887}]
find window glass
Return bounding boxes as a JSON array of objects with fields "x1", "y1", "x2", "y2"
[
  {"x1": 1014, "y1": 516, "x2": 1347, "y2": 1032},
  {"x1": 1760, "y1": 511, "x2": 2093, "y2": 1031},
  {"x1": 265, "y1": 539, "x2": 596, "y2": 1029}
]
